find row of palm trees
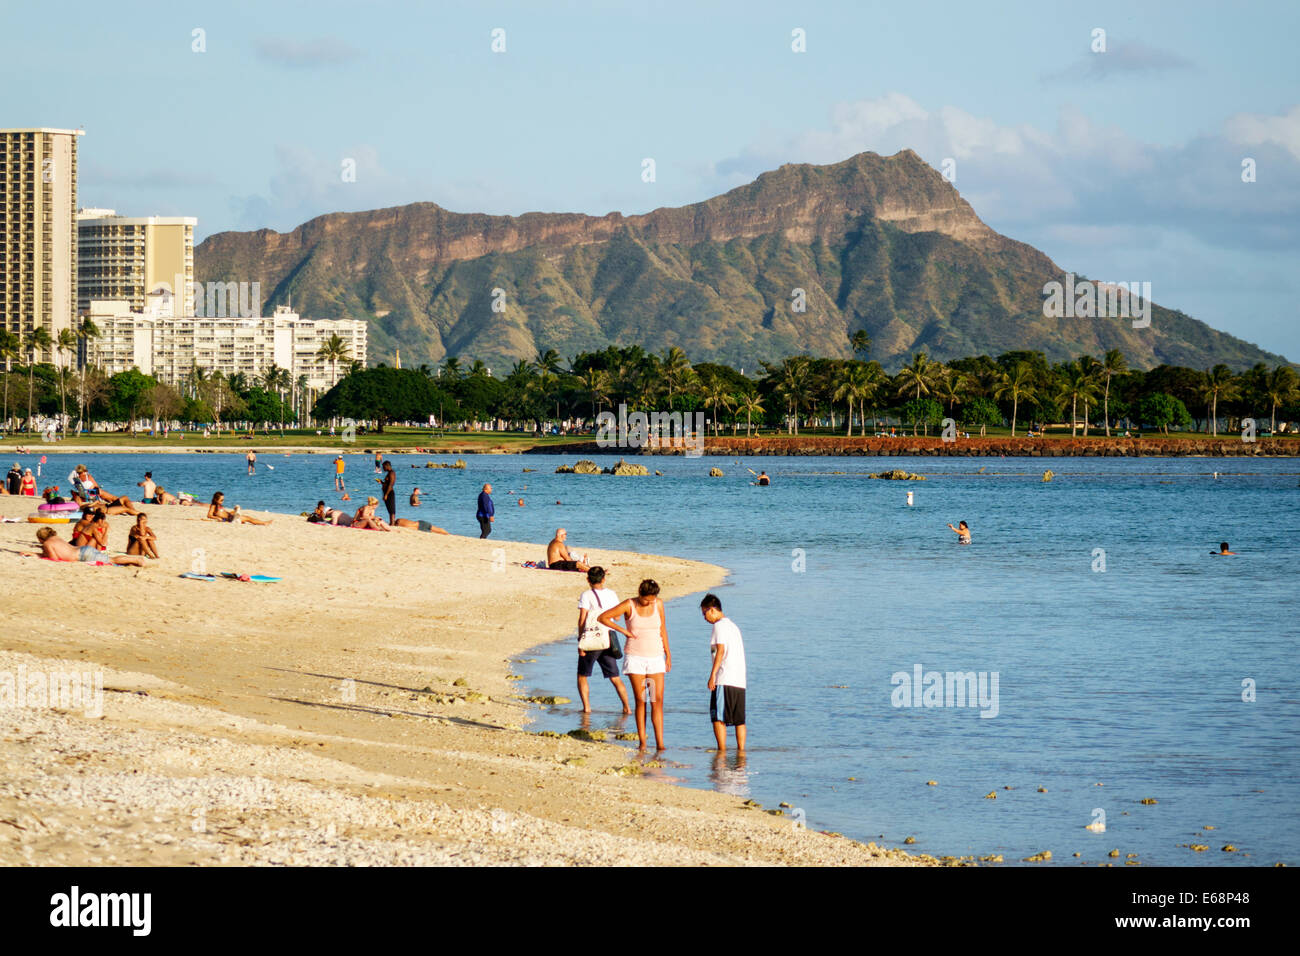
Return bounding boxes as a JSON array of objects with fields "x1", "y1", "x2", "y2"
[{"x1": 405, "y1": 344, "x2": 1298, "y2": 437}]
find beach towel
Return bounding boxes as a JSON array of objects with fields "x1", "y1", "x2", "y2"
[{"x1": 521, "y1": 560, "x2": 548, "y2": 569}]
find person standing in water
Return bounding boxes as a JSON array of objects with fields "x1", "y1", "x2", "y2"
[
  {"x1": 701, "y1": 593, "x2": 746, "y2": 752},
  {"x1": 599, "y1": 579, "x2": 671, "y2": 751},
  {"x1": 947, "y1": 520, "x2": 971, "y2": 544},
  {"x1": 333, "y1": 454, "x2": 346, "y2": 492},
  {"x1": 379, "y1": 460, "x2": 397, "y2": 525},
  {"x1": 246, "y1": 450, "x2": 256, "y2": 475},
  {"x1": 1213, "y1": 542, "x2": 1236, "y2": 556},
  {"x1": 576, "y1": 566, "x2": 631, "y2": 715}
]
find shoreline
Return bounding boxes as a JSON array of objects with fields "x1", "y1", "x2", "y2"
[
  {"x1": 0, "y1": 505, "x2": 932, "y2": 866},
  {"x1": 8, "y1": 435, "x2": 1297, "y2": 457}
]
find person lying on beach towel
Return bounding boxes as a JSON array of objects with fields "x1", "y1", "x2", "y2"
[
  {"x1": 152, "y1": 485, "x2": 193, "y2": 506},
  {"x1": 207, "y1": 492, "x2": 273, "y2": 525},
  {"x1": 392, "y1": 517, "x2": 449, "y2": 534},
  {"x1": 25, "y1": 527, "x2": 144, "y2": 566}
]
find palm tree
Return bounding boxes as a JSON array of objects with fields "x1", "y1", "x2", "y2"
[
  {"x1": 833, "y1": 365, "x2": 873, "y2": 436},
  {"x1": 1076, "y1": 355, "x2": 1101, "y2": 435},
  {"x1": 849, "y1": 329, "x2": 871, "y2": 359},
  {"x1": 894, "y1": 352, "x2": 938, "y2": 435},
  {"x1": 316, "y1": 334, "x2": 352, "y2": 387},
  {"x1": 1100, "y1": 348, "x2": 1127, "y2": 436},
  {"x1": 771, "y1": 357, "x2": 813, "y2": 434},
  {"x1": 932, "y1": 367, "x2": 970, "y2": 417},
  {"x1": 580, "y1": 367, "x2": 611, "y2": 418},
  {"x1": 23, "y1": 327, "x2": 52, "y2": 433},
  {"x1": 1054, "y1": 361, "x2": 1096, "y2": 437},
  {"x1": 440, "y1": 355, "x2": 463, "y2": 381},
  {"x1": 660, "y1": 346, "x2": 692, "y2": 408},
  {"x1": 261, "y1": 363, "x2": 292, "y2": 428},
  {"x1": 1200, "y1": 365, "x2": 1239, "y2": 436},
  {"x1": 0, "y1": 329, "x2": 19, "y2": 429},
  {"x1": 698, "y1": 378, "x2": 732, "y2": 435},
  {"x1": 737, "y1": 392, "x2": 765, "y2": 436},
  {"x1": 56, "y1": 328, "x2": 77, "y2": 435},
  {"x1": 534, "y1": 349, "x2": 563, "y2": 376},
  {"x1": 995, "y1": 362, "x2": 1037, "y2": 437},
  {"x1": 1263, "y1": 365, "x2": 1299, "y2": 434}
]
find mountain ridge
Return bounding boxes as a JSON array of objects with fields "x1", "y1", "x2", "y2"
[{"x1": 195, "y1": 150, "x2": 1288, "y2": 371}]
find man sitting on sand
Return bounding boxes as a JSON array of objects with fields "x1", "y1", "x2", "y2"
[
  {"x1": 546, "y1": 528, "x2": 589, "y2": 572},
  {"x1": 27, "y1": 527, "x2": 144, "y2": 566}
]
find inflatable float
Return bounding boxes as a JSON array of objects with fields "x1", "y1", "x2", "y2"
[
  {"x1": 28, "y1": 513, "x2": 73, "y2": 524},
  {"x1": 38, "y1": 501, "x2": 80, "y2": 513}
]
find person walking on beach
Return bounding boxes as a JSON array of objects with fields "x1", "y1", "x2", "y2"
[
  {"x1": 701, "y1": 594, "x2": 746, "y2": 752},
  {"x1": 6, "y1": 463, "x2": 22, "y2": 495},
  {"x1": 333, "y1": 454, "x2": 346, "y2": 492},
  {"x1": 379, "y1": 460, "x2": 397, "y2": 524},
  {"x1": 476, "y1": 483, "x2": 495, "y2": 538},
  {"x1": 599, "y1": 579, "x2": 671, "y2": 751},
  {"x1": 577, "y1": 566, "x2": 631, "y2": 715}
]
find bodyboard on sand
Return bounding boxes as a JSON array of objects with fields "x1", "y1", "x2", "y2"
[{"x1": 179, "y1": 572, "x2": 216, "y2": 581}]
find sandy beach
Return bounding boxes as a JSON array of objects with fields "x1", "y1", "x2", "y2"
[{"x1": 0, "y1": 499, "x2": 931, "y2": 866}]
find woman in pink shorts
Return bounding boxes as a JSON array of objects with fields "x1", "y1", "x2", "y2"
[{"x1": 599, "y1": 578, "x2": 671, "y2": 750}]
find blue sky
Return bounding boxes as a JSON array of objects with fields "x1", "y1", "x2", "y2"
[{"x1": 3, "y1": 0, "x2": 1297, "y2": 359}]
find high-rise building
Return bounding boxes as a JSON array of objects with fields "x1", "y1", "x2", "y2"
[
  {"x1": 0, "y1": 127, "x2": 83, "y2": 364},
  {"x1": 77, "y1": 209, "x2": 196, "y2": 315}
]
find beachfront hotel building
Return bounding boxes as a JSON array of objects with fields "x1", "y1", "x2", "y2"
[
  {"x1": 0, "y1": 127, "x2": 83, "y2": 364},
  {"x1": 85, "y1": 296, "x2": 367, "y2": 391},
  {"x1": 76, "y1": 208, "x2": 196, "y2": 315}
]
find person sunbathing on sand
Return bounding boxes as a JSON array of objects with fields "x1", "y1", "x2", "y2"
[
  {"x1": 546, "y1": 528, "x2": 589, "y2": 572},
  {"x1": 27, "y1": 527, "x2": 144, "y2": 566},
  {"x1": 393, "y1": 517, "x2": 450, "y2": 534},
  {"x1": 69, "y1": 464, "x2": 136, "y2": 511},
  {"x1": 126, "y1": 513, "x2": 159, "y2": 559},
  {"x1": 207, "y1": 492, "x2": 272, "y2": 525},
  {"x1": 152, "y1": 485, "x2": 191, "y2": 506}
]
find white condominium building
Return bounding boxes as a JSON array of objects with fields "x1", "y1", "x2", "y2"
[{"x1": 86, "y1": 297, "x2": 367, "y2": 391}]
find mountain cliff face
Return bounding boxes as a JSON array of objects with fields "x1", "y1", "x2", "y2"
[{"x1": 196, "y1": 150, "x2": 1287, "y2": 371}]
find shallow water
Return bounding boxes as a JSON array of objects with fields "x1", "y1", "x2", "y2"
[{"x1": 19, "y1": 448, "x2": 1299, "y2": 865}]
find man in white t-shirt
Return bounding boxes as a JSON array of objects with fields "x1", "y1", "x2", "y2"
[
  {"x1": 576, "y1": 566, "x2": 631, "y2": 714},
  {"x1": 700, "y1": 593, "x2": 746, "y2": 751}
]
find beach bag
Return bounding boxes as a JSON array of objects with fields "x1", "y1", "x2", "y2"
[{"x1": 578, "y1": 588, "x2": 612, "y2": 652}]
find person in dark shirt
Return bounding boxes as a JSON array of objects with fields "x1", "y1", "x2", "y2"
[
  {"x1": 379, "y1": 460, "x2": 397, "y2": 524},
  {"x1": 5, "y1": 463, "x2": 21, "y2": 495},
  {"x1": 476, "y1": 483, "x2": 495, "y2": 538}
]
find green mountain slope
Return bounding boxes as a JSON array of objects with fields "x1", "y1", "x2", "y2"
[{"x1": 195, "y1": 150, "x2": 1288, "y2": 371}]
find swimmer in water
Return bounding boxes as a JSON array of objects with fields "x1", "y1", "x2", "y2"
[
  {"x1": 409, "y1": 487, "x2": 421, "y2": 507},
  {"x1": 947, "y1": 520, "x2": 971, "y2": 544},
  {"x1": 1212, "y1": 541, "x2": 1235, "y2": 556}
]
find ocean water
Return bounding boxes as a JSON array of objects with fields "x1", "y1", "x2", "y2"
[{"x1": 17, "y1": 448, "x2": 1299, "y2": 865}]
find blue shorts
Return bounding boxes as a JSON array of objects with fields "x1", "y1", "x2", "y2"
[{"x1": 578, "y1": 648, "x2": 621, "y2": 679}]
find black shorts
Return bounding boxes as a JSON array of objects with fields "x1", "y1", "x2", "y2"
[
  {"x1": 550, "y1": 560, "x2": 580, "y2": 572},
  {"x1": 710, "y1": 686, "x2": 746, "y2": 726},
  {"x1": 578, "y1": 648, "x2": 621, "y2": 679}
]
